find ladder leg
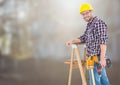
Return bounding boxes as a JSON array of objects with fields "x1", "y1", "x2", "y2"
[
  {"x1": 75, "y1": 47, "x2": 87, "y2": 85},
  {"x1": 68, "y1": 48, "x2": 74, "y2": 85},
  {"x1": 83, "y1": 47, "x2": 87, "y2": 75},
  {"x1": 91, "y1": 69, "x2": 96, "y2": 85}
]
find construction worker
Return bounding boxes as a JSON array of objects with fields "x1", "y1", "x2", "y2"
[{"x1": 66, "y1": 3, "x2": 110, "y2": 85}]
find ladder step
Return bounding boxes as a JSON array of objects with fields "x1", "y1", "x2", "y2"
[{"x1": 64, "y1": 59, "x2": 86, "y2": 69}]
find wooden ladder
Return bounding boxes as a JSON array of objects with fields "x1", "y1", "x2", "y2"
[{"x1": 64, "y1": 44, "x2": 87, "y2": 85}]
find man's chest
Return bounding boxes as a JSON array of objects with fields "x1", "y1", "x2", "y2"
[{"x1": 86, "y1": 26, "x2": 97, "y2": 41}]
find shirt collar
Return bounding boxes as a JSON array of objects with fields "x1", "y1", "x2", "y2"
[{"x1": 87, "y1": 16, "x2": 97, "y2": 26}]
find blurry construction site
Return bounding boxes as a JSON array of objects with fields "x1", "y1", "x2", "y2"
[{"x1": 0, "y1": 0, "x2": 120, "y2": 85}]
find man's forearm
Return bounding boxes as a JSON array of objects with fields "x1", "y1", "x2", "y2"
[
  {"x1": 100, "y1": 44, "x2": 107, "y2": 60},
  {"x1": 72, "y1": 39, "x2": 85, "y2": 44}
]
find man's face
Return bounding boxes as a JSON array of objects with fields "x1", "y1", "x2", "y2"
[{"x1": 81, "y1": 10, "x2": 93, "y2": 22}]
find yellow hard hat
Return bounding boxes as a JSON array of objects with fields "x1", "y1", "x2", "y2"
[{"x1": 80, "y1": 3, "x2": 93, "y2": 13}]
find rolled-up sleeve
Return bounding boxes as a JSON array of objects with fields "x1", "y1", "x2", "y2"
[
  {"x1": 78, "y1": 33, "x2": 86, "y2": 43},
  {"x1": 95, "y1": 21, "x2": 108, "y2": 44}
]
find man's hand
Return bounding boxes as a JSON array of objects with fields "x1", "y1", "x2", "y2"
[
  {"x1": 66, "y1": 41, "x2": 72, "y2": 47},
  {"x1": 100, "y1": 58, "x2": 106, "y2": 67},
  {"x1": 66, "y1": 39, "x2": 81, "y2": 47}
]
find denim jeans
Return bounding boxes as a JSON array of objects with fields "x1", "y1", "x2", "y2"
[{"x1": 89, "y1": 56, "x2": 110, "y2": 85}]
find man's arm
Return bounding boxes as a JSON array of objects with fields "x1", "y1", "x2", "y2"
[
  {"x1": 66, "y1": 38, "x2": 84, "y2": 47},
  {"x1": 95, "y1": 20, "x2": 108, "y2": 67},
  {"x1": 72, "y1": 39, "x2": 85, "y2": 44},
  {"x1": 66, "y1": 32, "x2": 86, "y2": 47},
  {"x1": 100, "y1": 44, "x2": 107, "y2": 67}
]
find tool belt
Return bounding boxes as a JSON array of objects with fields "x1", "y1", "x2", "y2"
[
  {"x1": 86, "y1": 55, "x2": 112, "y2": 75},
  {"x1": 87, "y1": 55, "x2": 112, "y2": 67}
]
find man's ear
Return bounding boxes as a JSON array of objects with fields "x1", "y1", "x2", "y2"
[
  {"x1": 89, "y1": 10, "x2": 93, "y2": 16},
  {"x1": 90, "y1": 10, "x2": 94, "y2": 14}
]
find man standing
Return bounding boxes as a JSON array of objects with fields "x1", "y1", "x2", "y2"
[{"x1": 66, "y1": 3, "x2": 110, "y2": 85}]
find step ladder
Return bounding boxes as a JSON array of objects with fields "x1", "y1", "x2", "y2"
[{"x1": 64, "y1": 44, "x2": 87, "y2": 85}]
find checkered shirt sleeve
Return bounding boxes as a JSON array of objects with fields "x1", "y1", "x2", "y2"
[{"x1": 95, "y1": 21, "x2": 108, "y2": 44}]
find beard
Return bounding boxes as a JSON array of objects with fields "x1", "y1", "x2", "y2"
[{"x1": 84, "y1": 16, "x2": 93, "y2": 22}]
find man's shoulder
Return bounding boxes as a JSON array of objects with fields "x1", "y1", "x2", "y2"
[
  {"x1": 94, "y1": 17, "x2": 106, "y2": 24},
  {"x1": 93, "y1": 17, "x2": 108, "y2": 30}
]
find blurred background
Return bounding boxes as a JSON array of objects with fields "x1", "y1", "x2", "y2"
[{"x1": 0, "y1": 0, "x2": 120, "y2": 85}]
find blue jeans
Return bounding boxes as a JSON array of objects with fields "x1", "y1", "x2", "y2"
[{"x1": 89, "y1": 56, "x2": 110, "y2": 85}]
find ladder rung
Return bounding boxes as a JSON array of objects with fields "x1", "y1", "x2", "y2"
[
  {"x1": 64, "y1": 59, "x2": 86, "y2": 69},
  {"x1": 64, "y1": 59, "x2": 85, "y2": 64}
]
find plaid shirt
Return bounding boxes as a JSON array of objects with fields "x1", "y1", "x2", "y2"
[{"x1": 78, "y1": 17, "x2": 108, "y2": 56}]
